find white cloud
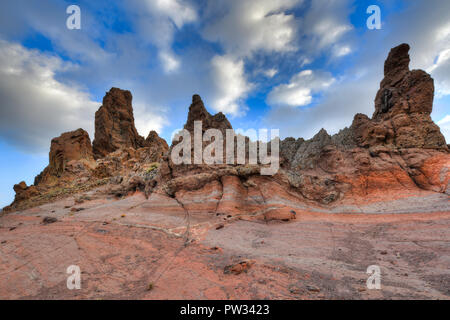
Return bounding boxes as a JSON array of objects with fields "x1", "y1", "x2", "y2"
[
  {"x1": 428, "y1": 49, "x2": 450, "y2": 97},
  {"x1": 264, "y1": 71, "x2": 377, "y2": 139},
  {"x1": 142, "y1": 0, "x2": 197, "y2": 29},
  {"x1": 263, "y1": 0, "x2": 450, "y2": 141},
  {"x1": 202, "y1": 0, "x2": 302, "y2": 57},
  {"x1": 134, "y1": 102, "x2": 170, "y2": 138},
  {"x1": 200, "y1": 0, "x2": 356, "y2": 117},
  {"x1": 201, "y1": 0, "x2": 303, "y2": 117},
  {"x1": 130, "y1": 0, "x2": 197, "y2": 73},
  {"x1": 264, "y1": 68, "x2": 279, "y2": 78},
  {"x1": 0, "y1": 40, "x2": 99, "y2": 152},
  {"x1": 300, "y1": 0, "x2": 353, "y2": 53},
  {"x1": 437, "y1": 115, "x2": 450, "y2": 143},
  {"x1": 267, "y1": 70, "x2": 335, "y2": 108},
  {"x1": 159, "y1": 51, "x2": 181, "y2": 73},
  {"x1": 333, "y1": 45, "x2": 352, "y2": 57},
  {"x1": 209, "y1": 55, "x2": 252, "y2": 116}
]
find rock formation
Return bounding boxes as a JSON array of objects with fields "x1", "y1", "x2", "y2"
[
  {"x1": 3, "y1": 44, "x2": 449, "y2": 215},
  {"x1": 184, "y1": 94, "x2": 232, "y2": 134},
  {"x1": 352, "y1": 43, "x2": 446, "y2": 149},
  {"x1": 92, "y1": 88, "x2": 146, "y2": 159},
  {"x1": 34, "y1": 128, "x2": 95, "y2": 186}
]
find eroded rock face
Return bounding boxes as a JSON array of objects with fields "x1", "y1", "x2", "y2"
[
  {"x1": 278, "y1": 44, "x2": 449, "y2": 202},
  {"x1": 4, "y1": 44, "x2": 449, "y2": 214},
  {"x1": 48, "y1": 129, "x2": 94, "y2": 177},
  {"x1": 355, "y1": 44, "x2": 447, "y2": 149},
  {"x1": 145, "y1": 130, "x2": 169, "y2": 158},
  {"x1": 184, "y1": 95, "x2": 232, "y2": 134},
  {"x1": 93, "y1": 88, "x2": 146, "y2": 159},
  {"x1": 34, "y1": 128, "x2": 95, "y2": 186},
  {"x1": 12, "y1": 182, "x2": 39, "y2": 202}
]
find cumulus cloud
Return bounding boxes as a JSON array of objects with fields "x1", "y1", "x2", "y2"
[
  {"x1": 201, "y1": 0, "x2": 356, "y2": 117},
  {"x1": 134, "y1": 105, "x2": 169, "y2": 138},
  {"x1": 428, "y1": 49, "x2": 450, "y2": 97},
  {"x1": 263, "y1": 0, "x2": 450, "y2": 141},
  {"x1": 264, "y1": 72, "x2": 377, "y2": 139},
  {"x1": 437, "y1": 115, "x2": 450, "y2": 143},
  {"x1": 129, "y1": 0, "x2": 197, "y2": 73},
  {"x1": 264, "y1": 69, "x2": 278, "y2": 78},
  {"x1": 0, "y1": 40, "x2": 99, "y2": 153},
  {"x1": 299, "y1": 0, "x2": 354, "y2": 57},
  {"x1": 267, "y1": 70, "x2": 335, "y2": 108},
  {"x1": 142, "y1": 0, "x2": 197, "y2": 29},
  {"x1": 202, "y1": 0, "x2": 302, "y2": 57},
  {"x1": 209, "y1": 54, "x2": 252, "y2": 116},
  {"x1": 201, "y1": 0, "x2": 303, "y2": 117}
]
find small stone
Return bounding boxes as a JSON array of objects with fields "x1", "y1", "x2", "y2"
[
  {"x1": 306, "y1": 285, "x2": 320, "y2": 293},
  {"x1": 42, "y1": 217, "x2": 58, "y2": 225},
  {"x1": 224, "y1": 260, "x2": 255, "y2": 275}
]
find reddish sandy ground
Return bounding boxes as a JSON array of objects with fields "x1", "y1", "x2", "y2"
[{"x1": 0, "y1": 190, "x2": 449, "y2": 300}]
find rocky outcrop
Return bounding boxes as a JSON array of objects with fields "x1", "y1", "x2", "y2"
[
  {"x1": 184, "y1": 94, "x2": 232, "y2": 134},
  {"x1": 352, "y1": 44, "x2": 447, "y2": 149},
  {"x1": 278, "y1": 44, "x2": 449, "y2": 202},
  {"x1": 34, "y1": 128, "x2": 95, "y2": 186},
  {"x1": 92, "y1": 88, "x2": 146, "y2": 159},
  {"x1": 3, "y1": 44, "x2": 449, "y2": 215},
  {"x1": 5, "y1": 87, "x2": 170, "y2": 212},
  {"x1": 11, "y1": 182, "x2": 39, "y2": 202},
  {"x1": 145, "y1": 130, "x2": 169, "y2": 159}
]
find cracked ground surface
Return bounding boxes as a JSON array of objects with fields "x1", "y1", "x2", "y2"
[{"x1": 0, "y1": 189, "x2": 449, "y2": 300}]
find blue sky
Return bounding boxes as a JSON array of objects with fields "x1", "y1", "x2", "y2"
[{"x1": 1, "y1": 0, "x2": 449, "y2": 207}]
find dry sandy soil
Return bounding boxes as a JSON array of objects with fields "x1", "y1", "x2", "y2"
[{"x1": 0, "y1": 188, "x2": 449, "y2": 300}]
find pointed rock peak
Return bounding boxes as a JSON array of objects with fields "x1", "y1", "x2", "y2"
[
  {"x1": 384, "y1": 43, "x2": 410, "y2": 76},
  {"x1": 146, "y1": 130, "x2": 169, "y2": 150},
  {"x1": 192, "y1": 94, "x2": 202, "y2": 104},
  {"x1": 313, "y1": 128, "x2": 330, "y2": 140},
  {"x1": 146, "y1": 130, "x2": 160, "y2": 141},
  {"x1": 187, "y1": 94, "x2": 210, "y2": 123},
  {"x1": 184, "y1": 94, "x2": 233, "y2": 132}
]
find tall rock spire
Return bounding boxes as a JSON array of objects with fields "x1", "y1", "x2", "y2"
[
  {"x1": 92, "y1": 88, "x2": 146, "y2": 159},
  {"x1": 184, "y1": 94, "x2": 232, "y2": 134},
  {"x1": 352, "y1": 43, "x2": 446, "y2": 149}
]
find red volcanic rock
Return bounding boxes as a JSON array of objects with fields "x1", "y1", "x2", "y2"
[
  {"x1": 12, "y1": 182, "x2": 39, "y2": 202},
  {"x1": 224, "y1": 260, "x2": 256, "y2": 275},
  {"x1": 355, "y1": 43, "x2": 447, "y2": 149},
  {"x1": 145, "y1": 130, "x2": 169, "y2": 161},
  {"x1": 383, "y1": 43, "x2": 411, "y2": 79},
  {"x1": 146, "y1": 130, "x2": 168, "y2": 150},
  {"x1": 34, "y1": 129, "x2": 95, "y2": 185},
  {"x1": 93, "y1": 88, "x2": 146, "y2": 159},
  {"x1": 263, "y1": 208, "x2": 297, "y2": 222},
  {"x1": 48, "y1": 129, "x2": 94, "y2": 177},
  {"x1": 4, "y1": 44, "x2": 449, "y2": 216},
  {"x1": 184, "y1": 94, "x2": 232, "y2": 134}
]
